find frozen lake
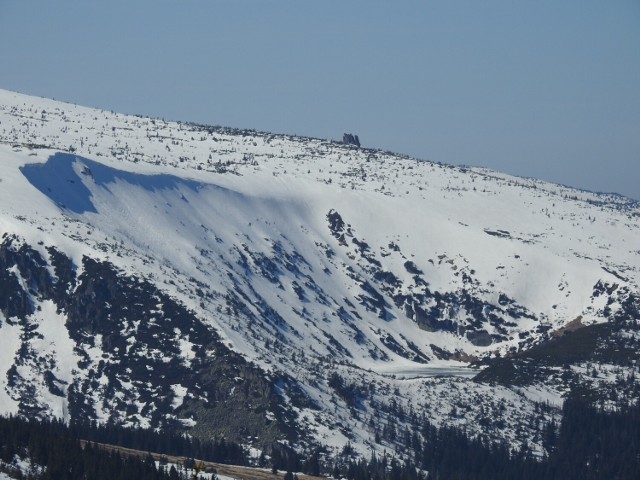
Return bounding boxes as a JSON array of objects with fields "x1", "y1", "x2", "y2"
[{"x1": 374, "y1": 364, "x2": 480, "y2": 379}]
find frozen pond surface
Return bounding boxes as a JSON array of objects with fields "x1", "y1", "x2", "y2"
[{"x1": 373, "y1": 364, "x2": 480, "y2": 379}]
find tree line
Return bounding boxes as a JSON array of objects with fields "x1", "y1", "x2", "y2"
[{"x1": 1, "y1": 396, "x2": 638, "y2": 479}]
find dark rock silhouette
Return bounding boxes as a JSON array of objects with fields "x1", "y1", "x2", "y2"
[{"x1": 342, "y1": 133, "x2": 360, "y2": 147}]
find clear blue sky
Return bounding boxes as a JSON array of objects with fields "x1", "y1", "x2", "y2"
[{"x1": 1, "y1": 1, "x2": 639, "y2": 200}]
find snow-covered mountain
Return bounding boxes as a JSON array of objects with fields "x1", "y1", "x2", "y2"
[{"x1": 1, "y1": 89, "x2": 638, "y2": 459}]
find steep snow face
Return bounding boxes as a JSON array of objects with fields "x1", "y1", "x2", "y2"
[
  {"x1": 1, "y1": 90, "x2": 638, "y2": 367},
  {"x1": 6, "y1": 148, "x2": 635, "y2": 368},
  {"x1": 1, "y1": 88, "x2": 639, "y2": 455}
]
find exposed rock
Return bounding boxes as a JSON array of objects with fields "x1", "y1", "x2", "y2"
[{"x1": 342, "y1": 133, "x2": 360, "y2": 147}]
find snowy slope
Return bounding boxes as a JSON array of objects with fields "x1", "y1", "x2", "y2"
[{"x1": 1, "y1": 88, "x2": 639, "y2": 457}]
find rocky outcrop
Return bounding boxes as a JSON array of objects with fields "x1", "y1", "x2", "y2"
[{"x1": 342, "y1": 133, "x2": 360, "y2": 147}]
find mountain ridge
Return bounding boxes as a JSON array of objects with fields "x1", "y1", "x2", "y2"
[{"x1": 1, "y1": 88, "x2": 639, "y2": 461}]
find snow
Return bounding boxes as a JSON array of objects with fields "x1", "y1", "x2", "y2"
[
  {"x1": 0, "y1": 456, "x2": 45, "y2": 479},
  {"x1": 0, "y1": 315, "x2": 21, "y2": 415},
  {"x1": 1, "y1": 87, "x2": 638, "y2": 456},
  {"x1": 371, "y1": 362, "x2": 480, "y2": 379},
  {"x1": 171, "y1": 384, "x2": 188, "y2": 409},
  {"x1": 515, "y1": 385, "x2": 564, "y2": 407},
  {"x1": 155, "y1": 461, "x2": 234, "y2": 480}
]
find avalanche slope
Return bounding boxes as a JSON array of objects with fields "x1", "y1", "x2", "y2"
[{"x1": 1, "y1": 88, "x2": 639, "y2": 458}]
